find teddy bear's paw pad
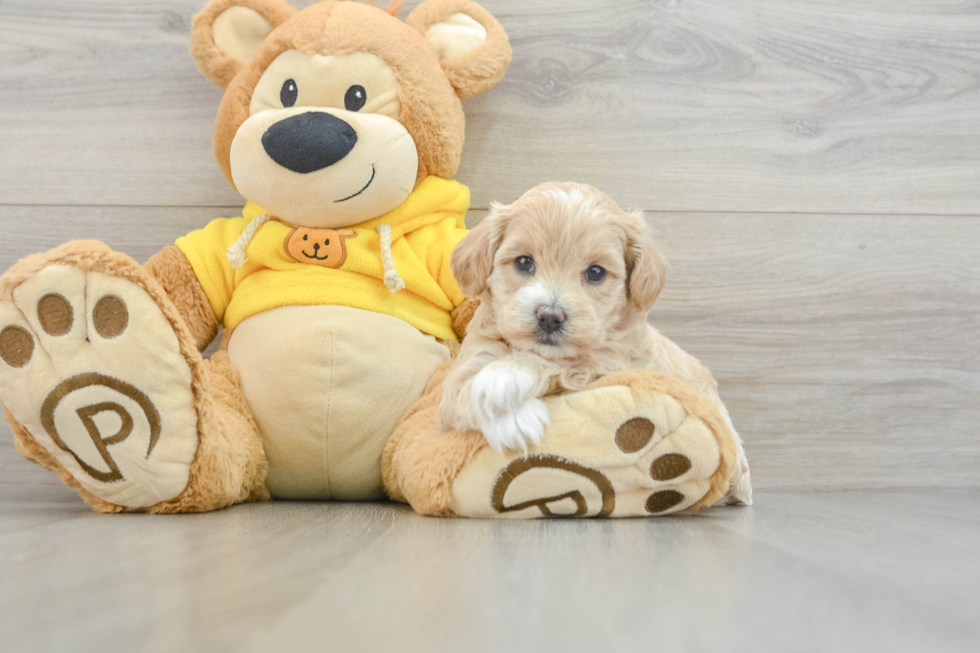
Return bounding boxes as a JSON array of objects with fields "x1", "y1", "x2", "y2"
[
  {"x1": 451, "y1": 384, "x2": 723, "y2": 518},
  {"x1": 0, "y1": 265, "x2": 198, "y2": 508},
  {"x1": 649, "y1": 452, "x2": 692, "y2": 481}
]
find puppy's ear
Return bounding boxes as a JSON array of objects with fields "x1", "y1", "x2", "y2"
[
  {"x1": 622, "y1": 211, "x2": 668, "y2": 312},
  {"x1": 190, "y1": 0, "x2": 296, "y2": 89},
  {"x1": 451, "y1": 201, "x2": 511, "y2": 298},
  {"x1": 408, "y1": 0, "x2": 513, "y2": 100}
]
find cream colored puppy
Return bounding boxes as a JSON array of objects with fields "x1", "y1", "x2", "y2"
[{"x1": 437, "y1": 182, "x2": 752, "y2": 504}]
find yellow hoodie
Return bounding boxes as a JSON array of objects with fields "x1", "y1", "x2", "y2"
[{"x1": 176, "y1": 176, "x2": 470, "y2": 341}]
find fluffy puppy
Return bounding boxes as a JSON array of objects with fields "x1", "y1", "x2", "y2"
[{"x1": 437, "y1": 182, "x2": 751, "y2": 504}]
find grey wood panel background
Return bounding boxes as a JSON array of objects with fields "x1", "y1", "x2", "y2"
[
  {"x1": 0, "y1": 0, "x2": 978, "y2": 493},
  {"x1": 0, "y1": 206, "x2": 977, "y2": 491},
  {"x1": 1, "y1": 0, "x2": 979, "y2": 213}
]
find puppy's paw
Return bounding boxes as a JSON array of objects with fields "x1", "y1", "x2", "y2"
[
  {"x1": 480, "y1": 399, "x2": 550, "y2": 453},
  {"x1": 471, "y1": 365, "x2": 535, "y2": 423}
]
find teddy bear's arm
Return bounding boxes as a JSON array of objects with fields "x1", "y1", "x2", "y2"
[
  {"x1": 451, "y1": 298, "x2": 478, "y2": 340},
  {"x1": 144, "y1": 246, "x2": 220, "y2": 351}
]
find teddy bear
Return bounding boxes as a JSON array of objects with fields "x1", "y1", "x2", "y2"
[{"x1": 0, "y1": 0, "x2": 746, "y2": 517}]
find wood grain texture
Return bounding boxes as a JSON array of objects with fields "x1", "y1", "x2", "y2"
[
  {"x1": 1, "y1": 3, "x2": 978, "y2": 650},
  {"x1": 0, "y1": 205, "x2": 977, "y2": 491},
  {"x1": 1, "y1": 1, "x2": 979, "y2": 212},
  {"x1": 0, "y1": 486, "x2": 977, "y2": 652}
]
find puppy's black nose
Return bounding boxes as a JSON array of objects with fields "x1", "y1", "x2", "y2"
[
  {"x1": 262, "y1": 112, "x2": 358, "y2": 174},
  {"x1": 536, "y1": 306, "x2": 566, "y2": 335}
]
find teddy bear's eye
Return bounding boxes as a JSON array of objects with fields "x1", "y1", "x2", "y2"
[
  {"x1": 344, "y1": 85, "x2": 366, "y2": 112},
  {"x1": 281, "y1": 79, "x2": 298, "y2": 108}
]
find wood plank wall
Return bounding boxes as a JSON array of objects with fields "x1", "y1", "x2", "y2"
[{"x1": 1, "y1": 1, "x2": 978, "y2": 491}]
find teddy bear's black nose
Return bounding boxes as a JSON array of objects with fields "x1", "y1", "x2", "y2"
[{"x1": 262, "y1": 112, "x2": 358, "y2": 174}]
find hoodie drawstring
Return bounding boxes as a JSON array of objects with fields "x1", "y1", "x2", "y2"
[
  {"x1": 377, "y1": 224, "x2": 405, "y2": 294},
  {"x1": 227, "y1": 214, "x2": 405, "y2": 295},
  {"x1": 227, "y1": 213, "x2": 272, "y2": 269}
]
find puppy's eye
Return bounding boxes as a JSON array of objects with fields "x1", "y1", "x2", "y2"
[
  {"x1": 515, "y1": 256, "x2": 535, "y2": 275},
  {"x1": 302, "y1": 234, "x2": 308, "y2": 241},
  {"x1": 281, "y1": 79, "x2": 298, "y2": 108},
  {"x1": 325, "y1": 239, "x2": 330, "y2": 246},
  {"x1": 344, "y1": 85, "x2": 367, "y2": 112},
  {"x1": 585, "y1": 265, "x2": 606, "y2": 284}
]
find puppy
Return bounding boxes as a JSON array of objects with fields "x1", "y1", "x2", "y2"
[{"x1": 437, "y1": 182, "x2": 752, "y2": 505}]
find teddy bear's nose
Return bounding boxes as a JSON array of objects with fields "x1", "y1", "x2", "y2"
[{"x1": 262, "y1": 112, "x2": 358, "y2": 174}]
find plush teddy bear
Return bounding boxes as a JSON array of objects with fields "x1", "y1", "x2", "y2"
[{"x1": 0, "y1": 0, "x2": 746, "y2": 517}]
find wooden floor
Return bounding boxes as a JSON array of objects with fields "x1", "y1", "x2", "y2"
[
  {"x1": 1, "y1": 1, "x2": 979, "y2": 650},
  {"x1": 1, "y1": 482, "x2": 978, "y2": 652}
]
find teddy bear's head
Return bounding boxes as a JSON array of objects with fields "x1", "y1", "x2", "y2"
[{"x1": 190, "y1": 0, "x2": 511, "y2": 228}]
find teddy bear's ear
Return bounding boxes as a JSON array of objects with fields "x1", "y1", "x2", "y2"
[
  {"x1": 190, "y1": 0, "x2": 297, "y2": 89},
  {"x1": 408, "y1": 0, "x2": 513, "y2": 100}
]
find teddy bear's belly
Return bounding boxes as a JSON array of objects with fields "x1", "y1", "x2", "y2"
[{"x1": 227, "y1": 305, "x2": 451, "y2": 500}]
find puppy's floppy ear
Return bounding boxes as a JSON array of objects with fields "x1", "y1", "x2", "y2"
[
  {"x1": 190, "y1": 0, "x2": 296, "y2": 89},
  {"x1": 622, "y1": 211, "x2": 668, "y2": 312},
  {"x1": 408, "y1": 0, "x2": 513, "y2": 100},
  {"x1": 451, "y1": 201, "x2": 512, "y2": 298}
]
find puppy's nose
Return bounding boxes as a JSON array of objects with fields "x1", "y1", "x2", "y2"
[
  {"x1": 536, "y1": 306, "x2": 566, "y2": 335},
  {"x1": 262, "y1": 112, "x2": 358, "y2": 174}
]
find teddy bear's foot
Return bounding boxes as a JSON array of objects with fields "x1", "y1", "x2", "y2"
[
  {"x1": 0, "y1": 242, "x2": 267, "y2": 512},
  {"x1": 451, "y1": 371, "x2": 737, "y2": 517},
  {"x1": 385, "y1": 365, "x2": 738, "y2": 518}
]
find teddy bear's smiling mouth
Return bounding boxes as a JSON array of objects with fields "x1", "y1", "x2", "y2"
[
  {"x1": 301, "y1": 250, "x2": 330, "y2": 260},
  {"x1": 335, "y1": 164, "x2": 376, "y2": 203}
]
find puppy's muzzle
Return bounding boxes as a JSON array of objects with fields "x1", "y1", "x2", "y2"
[
  {"x1": 536, "y1": 305, "x2": 566, "y2": 337},
  {"x1": 262, "y1": 112, "x2": 358, "y2": 174}
]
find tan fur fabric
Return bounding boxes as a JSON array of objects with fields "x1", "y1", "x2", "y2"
[
  {"x1": 4, "y1": 0, "x2": 515, "y2": 514},
  {"x1": 144, "y1": 246, "x2": 220, "y2": 352},
  {"x1": 587, "y1": 371, "x2": 738, "y2": 510},
  {"x1": 407, "y1": 0, "x2": 512, "y2": 100},
  {"x1": 7, "y1": 404, "x2": 123, "y2": 513},
  {"x1": 0, "y1": 241, "x2": 268, "y2": 513},
  {"x1": 382, "y1": 360, "x2": 488, "y2": 516},
  {"x1": 207, "y1": 0, "x2": 509, "y2": 192},
  {"x1": 383, "y1": 366, "x2": 737, "y2": 517},
  {"x1": 155, "y1": 350, "x2": 270, "y2": 513},
  {"x1": 190, "y1": 0, "x2": 297, "y2": 89},
  {"x1": 450, "y1": 297, "x2": 479, "y2": 339}
]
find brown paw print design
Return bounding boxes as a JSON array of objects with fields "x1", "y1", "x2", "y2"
[{"x1": 490, "y1": 417, "x2": 693, "y2": 517}]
